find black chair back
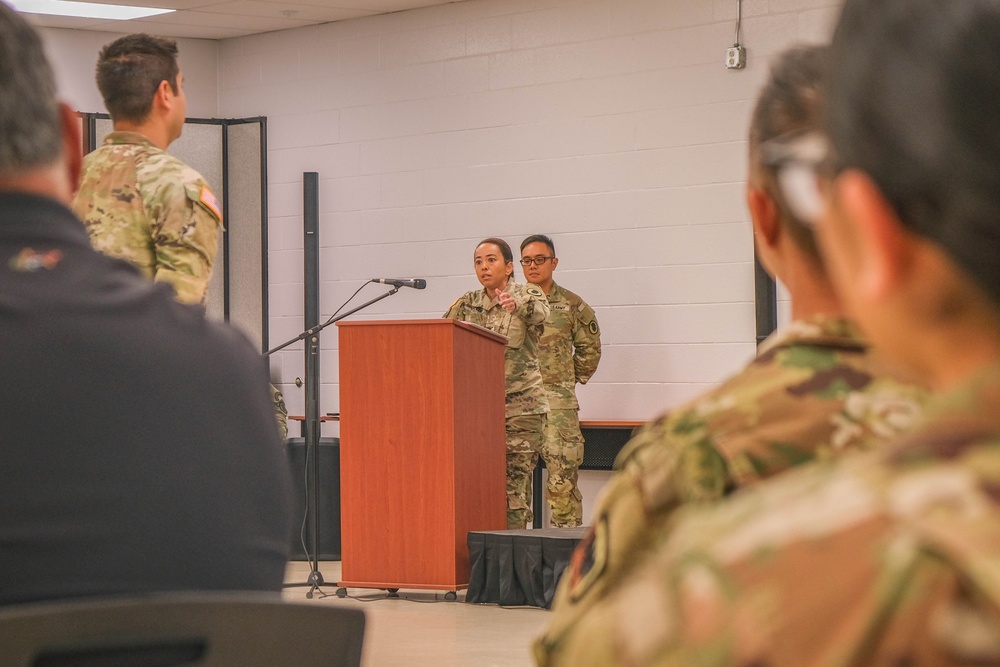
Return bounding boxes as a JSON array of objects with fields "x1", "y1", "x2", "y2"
[{"x1": 0, "y1": 592, "x2": 365, "y2": 667}]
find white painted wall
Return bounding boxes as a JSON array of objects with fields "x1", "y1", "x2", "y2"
[
  {"x1": 217, "y1": 0, "x2": 839, "y2": 425},
  {"x1": 38, "y1": 27, "x2": 219, "y2": 117},
  {"x1": 38, "y1": 0, "x2": 838, "y2": 524}
]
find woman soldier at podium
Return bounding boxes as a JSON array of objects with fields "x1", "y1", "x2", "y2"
[{"x1": 444, "y1": 237, "x2": 550, "y2": 529}]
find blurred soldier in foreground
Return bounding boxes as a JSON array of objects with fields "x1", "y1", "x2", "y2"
[
  {"x1": 520, "y1": 234, "x2": 601, "y2": 527},
  {"x1": 0, "y1": 4, "x2": 291, "y2": 604},
  {"x1": 445, "y1": 237, "x2": 550, "y2": 529},
  {"x1": 537, "y1": 43, "x2": 929, "y2": 665},
  {"x1": 537, "y1": 0, "x2": 1000, "y2": 664}
]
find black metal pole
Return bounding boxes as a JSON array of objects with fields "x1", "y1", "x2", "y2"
[
  {"x1": 303, "y1": 172, "x2": 323, "y2": 594},
  {"x1": 259, "y1": 118, "x2": 269, "y2": 352}
]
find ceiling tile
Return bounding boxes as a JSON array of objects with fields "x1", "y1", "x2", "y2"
[
  {"x1": 143, "y1": 8, "x2": 314, "y2": 30},
  {"x1": 18, "y1": 0, "x2": 467, "y2": 39},
  {"x1": 21, "y1": 12, "x2": 117, "y2": 29},
  {"x1": 102, "y1": 16, "x2": 260, "y2": 37},
  {"x1": 70, "y1": 0, "x2": 225, "y2": 10},
  {"x1": 201, "y1": 0, "x2": 375, "y2": 22}
]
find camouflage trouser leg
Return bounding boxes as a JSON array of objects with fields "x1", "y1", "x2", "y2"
[
  {"x1": 539, "y1": 409, "x2": 585, "y2": 527},
  {"x1": 506, "y1": 412, "x2": 545, "y2": 530},
  {"x1": 271, "y1": 384, "x2": 288, "y2": 440}
]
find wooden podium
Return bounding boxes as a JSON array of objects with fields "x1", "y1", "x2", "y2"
[{"x1": 336, "y1": 319, "x2": 508, "y2": 593}]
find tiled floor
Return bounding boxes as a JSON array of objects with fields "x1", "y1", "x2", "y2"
[{"x1": 282, "y1": 561, "x2": 550, "y2": 667}]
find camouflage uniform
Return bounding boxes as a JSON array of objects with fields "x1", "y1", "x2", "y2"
[
  {"x1": 536, "y1": 315, "x2": 929, "y2": 665},
  {"x1": 72, "y1": 131, "x2": 286, "y2": 440},
  {"x1": 444, "y1": 280, "x2": 550, "y2": 529},
  {"x1": 538, "y1": 282, "x2": 602, "y2": 527},
  {"x1": 271, "y1": 383, "x2": 288, "y2": 440},
  {"x1": 71, "y1": 131, "x2": 223, "y2": 305},
  {"x1": 533, "y1": 365, "x2": 1000, "y2": 667}
]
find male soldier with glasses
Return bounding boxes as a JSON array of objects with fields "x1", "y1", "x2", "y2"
[{"x1": 520, "y1": 235, "x2": 602, "y2": 528}]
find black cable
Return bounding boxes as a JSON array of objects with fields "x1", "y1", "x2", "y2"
[
  {"x1": 298, "y1": 436, "x2": 312, "y2": 562},
  {"x1": 321, "y1": 281, "x2": 369, "y2": 325},
  {"x1": 735, "y1": 0, "x2": 743, "y2": 46}
]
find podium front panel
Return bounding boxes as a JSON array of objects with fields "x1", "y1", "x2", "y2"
[{"x1": 337, "y1": 319, "x2": 505, "y2": 590}]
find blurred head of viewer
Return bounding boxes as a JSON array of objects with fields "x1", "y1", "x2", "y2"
[
  {"x1": 746, "y1": 44, "x2": 846, "y2": 322},
  {"x1": 0, "y1": 4, "x2": 291, "y2": 603},
  {"x1": 813, "y1": 0, "x2": 1000, "y2": 389},
  {"x1": 0, "y1": 2, "x2": 81, "y2": 201}
]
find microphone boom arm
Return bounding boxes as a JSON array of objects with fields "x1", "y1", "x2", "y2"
[{"x1": 264, "y1": 286, "x2": 401, "y2": 357}]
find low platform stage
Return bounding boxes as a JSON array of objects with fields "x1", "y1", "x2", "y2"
[{"x1": 466, "y1": 528, "x2": 587, "y2": 609}]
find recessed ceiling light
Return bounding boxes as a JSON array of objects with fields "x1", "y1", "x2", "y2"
[{"x1": 8, "y1": 0, "x2": 174, "y2": 20}]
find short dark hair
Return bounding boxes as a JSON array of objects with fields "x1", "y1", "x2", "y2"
[
  {"x1": 828, "y1": 0, "x2": 1000, "y2": 306},
  {"x1": 477, "y1": 237, "x2": 513, "y2": 263},
  {"x1": 476, "y1": 237, "x2": 514, "y2": 279},
  {"x1": 749, "y1": 44, "x2": 828, "y2": 266},
  {"x1": 0, "y1": 2, "x2": 61, "y2": 174},
  {"x1": 96, "y1": 34, "x2": 180, "y2": 124},
  {"x1": 520, "y1": 234, "x2": 555, "y2": 256}
]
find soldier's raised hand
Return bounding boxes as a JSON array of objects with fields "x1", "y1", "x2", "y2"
[{"x1": 498, "y1": 290, "x2": 516, "y2": 312}]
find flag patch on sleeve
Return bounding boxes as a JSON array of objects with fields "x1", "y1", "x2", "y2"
[{"x1": 199, "y1": 186, "x2": 223, "y2": 221}]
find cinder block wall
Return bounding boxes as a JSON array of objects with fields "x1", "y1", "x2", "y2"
[
  {"x1": 44, "y1": 0, "x2": 839, "y2": 524},
  {"x1": 219, "y1": 0, "x2": 835, "y2": 436}
]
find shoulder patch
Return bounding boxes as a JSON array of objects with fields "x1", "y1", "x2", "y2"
[
  {"x1": 526, "y1": 285, "x2": 544, "y2": 297},
  {"x1": 9, "y1": 247, "x2": 63, "y2": 272},
  {"x1": 443, "y1": 297, "x2": 464, "y2": 318},
  {"x1": 197, "y1": 185, "x2": 223, "y2": 222},
  {"x1": 588, "y1": 320, "x2": 599, "y2": 335},
  {"x1": 568, "y1": 518, "x2": 609, "y2": 603}
]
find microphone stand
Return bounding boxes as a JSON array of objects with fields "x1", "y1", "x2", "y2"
[{"x1": 269, "y1": 285, "x2": 401, "y2": 598}]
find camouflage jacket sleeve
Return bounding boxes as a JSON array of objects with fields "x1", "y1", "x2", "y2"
[
  {"x1": 537, "y1": 413, "x2": 732, "y2": 651},
  {"x1": 72, "y1": 134, "x2": 222, "y2": 306},
  {"x1": 537, "y1": 378, "x2": 1000, "y2": 667},
  {"x1": 137, "y1": 153, "x2": 222, "y2": 303},
  {"x1": 443, "y1": 294, "x2": 469, "y2": 320},
  {"x1": 571, "y1": 298, "x2": 601, "y2": 385},
  {"x1": 139, "y1": 161, "x2": 223, "y2": 305},
  {"x1": 537, "y1": 315, "x2": 930, "y2": 665},
  {"x1": 512, "y1": 282, "x2": 549, "y2": 326}
]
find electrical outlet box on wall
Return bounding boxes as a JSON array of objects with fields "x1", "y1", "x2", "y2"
[{"x1": 726, "y1": 45, "x2": 746, "y2": 69}]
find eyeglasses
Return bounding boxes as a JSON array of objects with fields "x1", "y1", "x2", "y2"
[
  {"x1": 519, "y1": 256, "x2": 554, "y2": 266},
  {"x1": 761, "y1": 132, "x2": 831, "y2": 226}
]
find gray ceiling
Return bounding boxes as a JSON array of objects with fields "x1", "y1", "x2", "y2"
[{"x1": 22, "y1": 0, "x2": 460, "y2": 39}]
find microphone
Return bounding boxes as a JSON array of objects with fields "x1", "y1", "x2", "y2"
[{"x1": 371, "y1": 278, "x2": 427, "y2": 289}]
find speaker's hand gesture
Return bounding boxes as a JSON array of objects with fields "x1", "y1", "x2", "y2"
[{"x1": 498, "y1": 290, "x2": 516, "y2": 313}]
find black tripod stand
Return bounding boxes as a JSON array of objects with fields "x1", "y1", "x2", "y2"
[{"x1": 269, "y1": 285, "x2": 402, "y2": 598}]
